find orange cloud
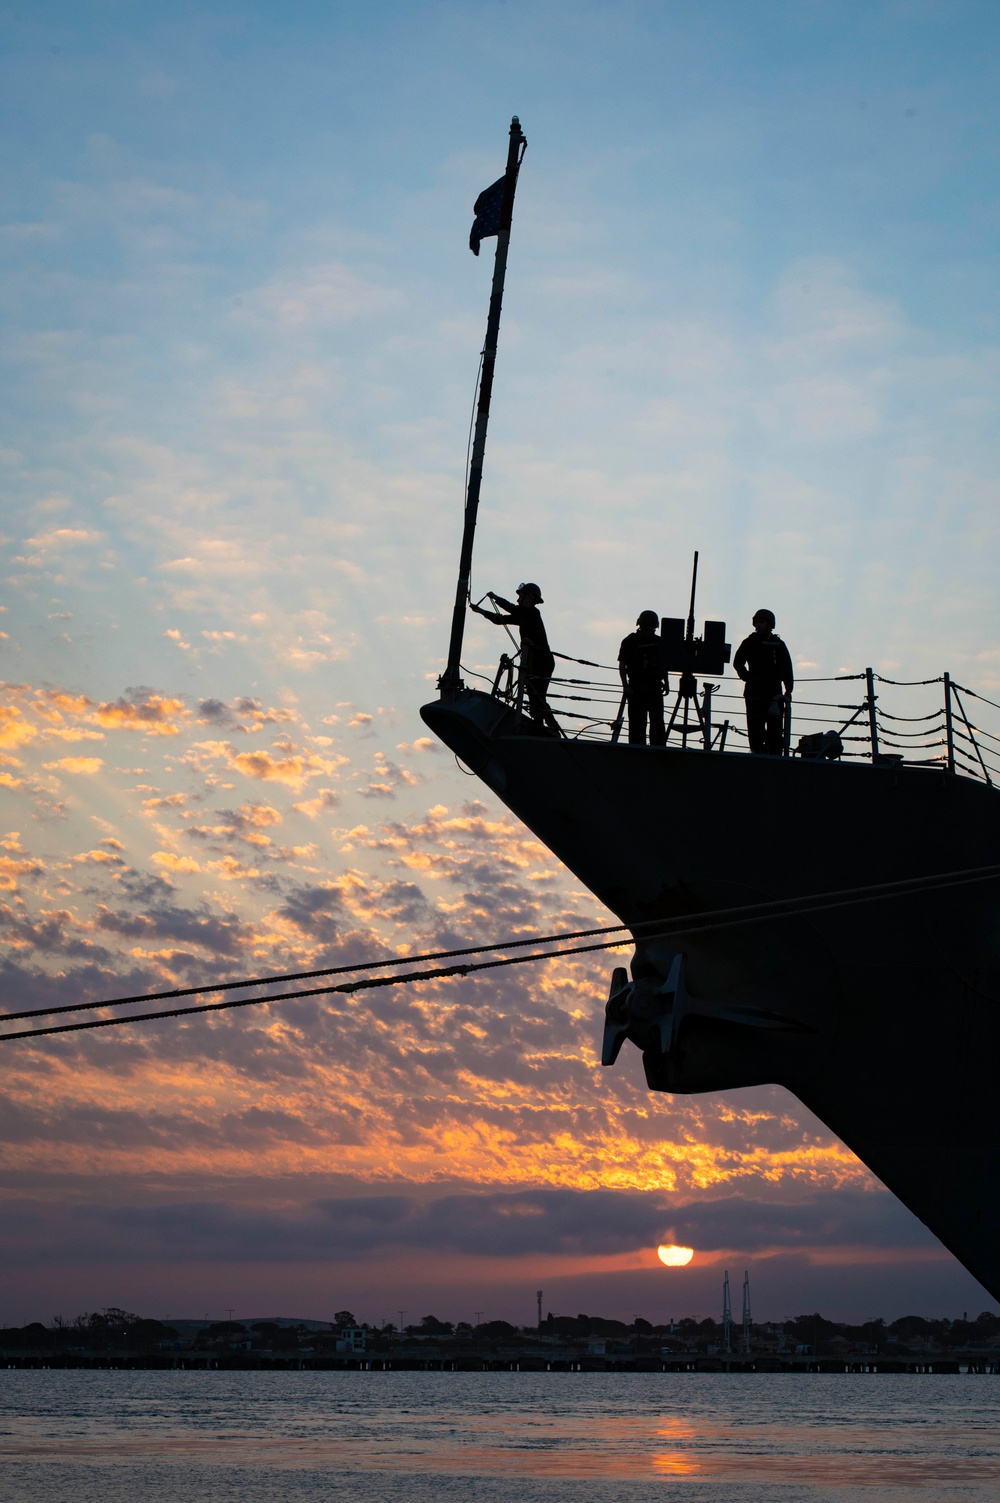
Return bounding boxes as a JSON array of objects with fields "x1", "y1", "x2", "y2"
[
  {"x1": 41, "y1": 727, "x2": 105, "y2": 742},
  {"x1": 92, "y1": 694, "x2": 187, "y2": 735},
  {"x1": 151, "y1": 851, "x2": 201, "y2": 873},
  {"x1": 0, "y1": 705, "x2": 37, "y2": 749},
  {"x1": 42, "y1": 756, "x2": 104, "y2": 774},
  {"x1": 200, "y1": 745, "x2": 344, "y2": 789},
  {"x1": 236, "y1": 803, "x2": 281, "y2": 827},
  {"x1": 229, "y1": 750, "x2": 309, "y2": 785},
  {"x1": 293, "y1": 788, "x2": 340, "y2": 818},
  {"x1": 34, "y1": 691, "x2": 93, "y2": 720},
  {"x1": 206, "y1": 856, "x2": 261, "y2": 880},
  {"x1": 0, "y1": 856, "x2": 43, "y2": 890}
]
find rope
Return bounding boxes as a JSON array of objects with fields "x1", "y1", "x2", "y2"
[
  {"x1": 874, "y1": 674, "x2": 944, "y2": 687},
  {"x1": 874, "y1": 723, "x2": 947, "y2": 739},
  {"x1": 552, "y1": 650, "x2": 618, "y2": 671},
  {"x1": 958, "y1": 723, "x2": 1000, "y2": 748},
  {"x1": 952, "y1": 683, "x2": 1000, "y2": 716},
  {"x1": 876, "y1": 709, "x2": 945, "y2": 723},
  {"x1": 877, "y1": 739, "x2": 946, "y2": 751},
  {"x1": 4, "y1": 865, "x2": 1000, "y2": 1044}
]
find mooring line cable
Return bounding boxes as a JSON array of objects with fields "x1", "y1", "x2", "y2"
[
  {"x1": 0, "y1": 943, "x2": 635, "y2": 1044},
  {"x1": 4, "y1": 864, "x2": 1000, "y2": 1044}
]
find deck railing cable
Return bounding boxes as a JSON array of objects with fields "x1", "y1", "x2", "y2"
[{"x1": 471, "y1": 647, "x2": 999, "y2": 787}]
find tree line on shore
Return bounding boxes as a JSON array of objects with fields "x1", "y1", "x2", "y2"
[{"x1": 2, "y1": 1305, "x2": 999, "y2": 1358}]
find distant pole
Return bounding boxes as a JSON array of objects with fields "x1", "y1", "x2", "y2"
[
  {"x1": 943, "y1": 672, "x2": 955, "y2": 774},
  {"x1": 398, "y1": 1309, "x2": 406, "y2": 1342},
  {"x1": 722, "y1": 1270, "x2": 732, "y2": 1354},
  {"x1": 742, "y1": 1271, "x2": 751, "y2": 1355},
  {"x1": 865, "y1": 667, "x2": 879, "y2": 761},
  {"x1": 440, "y1": 116, "x2": 528, "y2": 700},
  {"x1": 536, "y1": 1290, "x2": 543, "y2": 1330}
]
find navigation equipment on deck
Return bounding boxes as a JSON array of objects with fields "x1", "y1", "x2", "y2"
[{"x1": 660, "y1": 551, "x2": 732, "y2": 748}]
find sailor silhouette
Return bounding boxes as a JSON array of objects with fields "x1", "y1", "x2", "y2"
[
  {"x1": 618, "y1": 611, "x2": 667, "y2": 746},
  {"x1": 471, "y1": 583, "x2": 558, "y2": 732},
  {"x1": 733, "y1": 609, "x2": 794, "y2": 754}
]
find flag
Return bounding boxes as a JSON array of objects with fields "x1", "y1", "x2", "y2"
[{"x1": 469, "y1": 176, "x2": 504, "y2": 256}]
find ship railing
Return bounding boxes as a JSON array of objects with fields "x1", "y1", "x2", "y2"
[{"x1": 463, "y1": 655, "x2": 1000, "y2": 787}]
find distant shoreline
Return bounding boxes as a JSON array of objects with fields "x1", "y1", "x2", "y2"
[{"x1": 4, "y1": 1354, "x2": 998, "y2": 1375}]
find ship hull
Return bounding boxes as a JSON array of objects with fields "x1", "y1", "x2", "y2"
[{"x1": 422, "y1": 691, "x2": 1000, "y2": 1301}]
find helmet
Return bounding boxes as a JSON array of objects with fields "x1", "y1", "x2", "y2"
[
  {"x1": 753, "y1": 608, "x2": 776, "y2": 629},
  {"x1": 517, "y1": 582, "x2": 543, "y2": 604},
  {"x1": 636, "y1": 610, "x2": 659, "y2": 630}
]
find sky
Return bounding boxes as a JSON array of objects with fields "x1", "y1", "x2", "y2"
[{"x1": 1, "y1": 0, "x2": 999, "y2": 1328}]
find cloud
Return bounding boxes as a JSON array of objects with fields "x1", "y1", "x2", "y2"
[
  {"x1": 15, "y1": 527, "x2": 101, "y2": 567},
  {"x1": 0, "y1": 705, "x2": 37, "y2": 749},
  {"x1": 202, "y1": 744, "x2": 343, "y2": 789},
  {"x1": 357, "y1": 752, "x2": 422, "y2": 800},
  {"x1": 42, "y1": 756, "x2": 103, "y2": 773},
  {"x1": 159, "y1": 540, "x2": 264, "y2": 578},
  {"x1": 0, "y1": 1187, "x2": 934, "y2": 1271},
  {"x1": 142, "y1": 793, "x2": 186, "y2": 810},
  {"x1": 398, "y1": 737, "x2": 441, "y2": 755},
  {"x1": 205, "y1": 856, "x2": 261, "y2": 881},
  {"x1": 0, "y1": 833, "x2": 44, "y2": 890},
  {"x1": 226, "y1": 803, "x2": 282, "y2": 829},
  {"x1": 293, "y1": 788, "x2": 340, "y2": 818},
  {"x1": 185, "y1": 803, "x2": 283, "y2": 851},
  {"x1": 234, "y1": 261, "x2": 401, "y2": 332},
  {"x1": 72, "y1": 848, "x2": 126, "y2": 867},
  {"x1": 227, "y1": 750, "x2": 315, "y2": 787},
  {"x1": 92, "y1": 690, "x2": 187, "y2": 736},
  {"x1": 151, "y1": 852, "x2": 201, "y2": 874}
]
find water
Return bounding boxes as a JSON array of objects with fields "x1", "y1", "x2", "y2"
[{"x1": 1, "y1": 1370, "x2": 997, "y2": 1501}]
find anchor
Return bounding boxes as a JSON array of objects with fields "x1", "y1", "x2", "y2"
[{"x1": 601, "y1": 952, "x2": 688, "y2": 1067}]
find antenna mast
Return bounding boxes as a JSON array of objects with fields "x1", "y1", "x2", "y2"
[
  {"x1": 440, "y1": 116, "x2": 527, "y2": 700},
  {"x1": 742, "y1": 1270, "x2": 751, "y2": 1355},
  {"x1": 722, "y1": 1269, "x2": 732, "y2": 1354}
]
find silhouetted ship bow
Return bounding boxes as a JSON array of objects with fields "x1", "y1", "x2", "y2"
[
  {"x1": 422, "y1": 688, "x2": 1000, "y2": 1301},
  {"x1": 424, "y1": 116, "x2": 1000, "y2": 1304}
]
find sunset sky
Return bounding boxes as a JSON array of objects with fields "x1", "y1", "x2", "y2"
[{"x1": 2, "y1": 0, "x2": 1000, "y2": 1327}]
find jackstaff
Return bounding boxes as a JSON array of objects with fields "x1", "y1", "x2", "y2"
[{"x1": 440, "y1": 115, "x2": 527, "y2": 699}]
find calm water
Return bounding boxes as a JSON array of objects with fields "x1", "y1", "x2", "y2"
[{"x1": 1, "y1": 1370, "x2": 998, "y2": 1502}]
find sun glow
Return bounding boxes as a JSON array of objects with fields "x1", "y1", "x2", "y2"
[{"x1": 657, "y1": 1243, "x2": 695, "y2": 1266}]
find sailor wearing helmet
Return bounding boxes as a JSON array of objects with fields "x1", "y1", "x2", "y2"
[
  {"x1": 471, "y1": 583, "x2": 559, "y2": 731},
  {"x1": 733, "y1": 608, "x2": 794, "y2": 754},
  {"x1": 618, "y1": 610, "x2": 668, "y2": 746}
]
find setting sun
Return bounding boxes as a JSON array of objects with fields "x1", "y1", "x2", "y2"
[{"x1": 657, "y1": 1244, "x2": 695, "y2": 1267}]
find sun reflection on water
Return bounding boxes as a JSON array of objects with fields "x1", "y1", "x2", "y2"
[{"x1": 652, "y1": 1450, "x2": 701, "y2": 1474}]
